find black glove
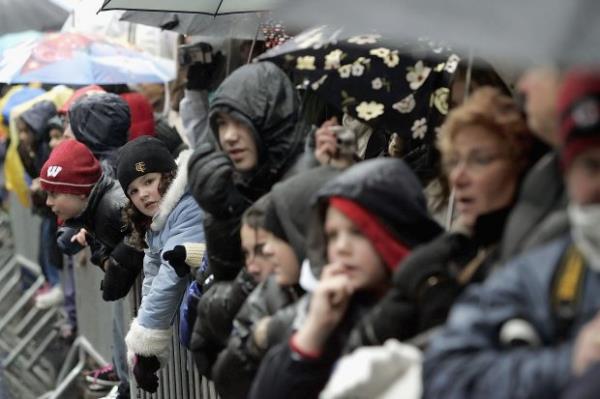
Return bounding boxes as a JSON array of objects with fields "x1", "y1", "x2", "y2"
[
  {"x1": 162, "y1": 245, "x2": 190, "y2": 278},
  {"x1": 133, "y1": 354, "x2": 161, "y2": 393},
  {"x1": 188, "y1": 142, "x2": 251, "y2": 218},
  {"x1": 100, "y1": 243, "x2": 143, "y2": 301},
  {"x1": 184, "y1": 43, "x2": 222, "y2": 91}
]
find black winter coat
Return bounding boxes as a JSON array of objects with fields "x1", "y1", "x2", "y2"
[
  {"x1": 188, "y1": 62, "x2": 311, "y2": 379},
  {"x1": 190, "y1": 268, "x2": 257, "y2": 377},
  {"x1": 58, "y1": 174, "x2": 143, "y2": 299},
  {"x1": 187, "y1": 62, "x2": 308, "y2": 281},
  {"x1": 212, "y1": 277, "x2": 302, "y2": 399}
]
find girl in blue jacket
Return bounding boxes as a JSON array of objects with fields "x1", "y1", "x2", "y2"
[{"x1": 116, "y1": 136, "x2": 205, "y2": 393}]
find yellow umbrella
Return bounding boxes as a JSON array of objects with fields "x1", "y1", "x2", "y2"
[{"x1": 5, "y1": 85, "x2": 73, "y2": 207}]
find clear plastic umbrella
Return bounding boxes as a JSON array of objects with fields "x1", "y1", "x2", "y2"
[{"x1": 277, "y1": 0, "x2": 600, "y2": 67}]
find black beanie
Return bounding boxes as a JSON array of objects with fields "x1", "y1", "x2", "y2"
[{"x1": 117, "y1": 136, "x2": 177, "y2": 194}]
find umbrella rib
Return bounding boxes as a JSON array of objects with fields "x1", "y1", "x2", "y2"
[{"x1": 214, "y1": 0, "x2": 224, "y2": 16}]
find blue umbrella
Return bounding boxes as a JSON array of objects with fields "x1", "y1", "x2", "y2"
[
  {"x1": 0, "y1": 32, "x2": 175, "y2": 85},
  {"x1": 0, "y1": 31, "x2": 42, "y2": 55}
]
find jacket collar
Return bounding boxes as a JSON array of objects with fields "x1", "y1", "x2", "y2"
[{"x1": 150, "y1": 149, "x2": 192, "y2": 232}]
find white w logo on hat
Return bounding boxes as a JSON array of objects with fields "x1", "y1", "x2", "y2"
[{"x1": 46, "y1": 166, "x2": 62, "y2": 178}]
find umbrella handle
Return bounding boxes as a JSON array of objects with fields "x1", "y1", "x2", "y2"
[
  {"x1": 445, "y1": 188, "x2": 455, "y2": 230},
  {"x1": 246, "y1": 22, "x2": 262, "y2": 64},
  {"x1": 162, "y1": 81, "x2": 170, "y2": 118},
  {"x1": 462, "y1": 48, "x2": 474, "y2": 103}
]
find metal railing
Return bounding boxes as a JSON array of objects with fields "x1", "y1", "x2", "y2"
[
  {"x1": 0, "y1": 194, "x2": 60, "y2": 398},
  {"x1": 130, "y1": 278, "x2": 219, "y2": 399}
]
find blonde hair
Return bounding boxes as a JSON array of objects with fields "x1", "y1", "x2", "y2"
[{"x1": 437, "y1": 87, "x2": 532, "y2": 171}]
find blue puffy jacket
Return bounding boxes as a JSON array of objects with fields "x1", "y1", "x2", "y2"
[
  {"x1": 424, "y1": 235, "x2": 600, "y2": 399},
  {"x1": 125, "y1": 150, "x2": 205, "y2": 364}
]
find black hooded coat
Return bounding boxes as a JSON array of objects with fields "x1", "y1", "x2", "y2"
[{"x1": 188, "y1": 62, "x2": 309, "y2": 375}]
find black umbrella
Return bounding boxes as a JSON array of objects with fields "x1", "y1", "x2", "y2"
[
  {"x1": 0, "y1": 0, "x2": 70, "y2": 35},
  {"x1": 258, "y1": 26, "x2": 460, "y2": 143}
]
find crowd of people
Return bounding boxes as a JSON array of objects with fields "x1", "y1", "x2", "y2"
[{"x1": 1, "y1": 32, "x2": 600, "y2": 399}]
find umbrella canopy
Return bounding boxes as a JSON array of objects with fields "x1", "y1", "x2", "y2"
[
  {"x1": 258, "y1": 26, "x2": 459, "y2": 142},
  {"x1": 0, "y1": 0, "x2": 71, "y2": 35},
  {"x1": 0, "y1": 32, "x2": 175, "y2": 85},
  {"x1": 0, "y1": 31, "x2": 42, "y2": 55},
  {"x1": 120, "y1": 10, "x2": 265, "y2": 39},
  {"x1": 100, "y1": 0, "x2": 282, "y2": 15},
  {"x1": 278, "y1": 0, "x2": 600, "y2": 67}
]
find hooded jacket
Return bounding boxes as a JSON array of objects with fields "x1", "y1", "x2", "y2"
[
  {"x1": 68, "y1": 92, "x2": 130, "y2": 170},
  {"x1": 18, "y1": 101, "x2": 57, "y2": 215},
  {"x1": 249, "y1": 158, "x2": 443, "y2": 399},
  {"x1": 125, "y1": 149, "x2": 205, "y2": 365},
  {"x1": 205, "y1": 61, "x2": 306, "y2": 199},
  {"x1": 307, "y1": 158, "x2": 443, "y2": 276},
  {"x1": 187, "y1": 61, "x2": 308, "y2": 287}
]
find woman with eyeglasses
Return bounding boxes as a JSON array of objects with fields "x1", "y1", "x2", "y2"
[{"x1": 346, "y1": 87, "x2": 534, "y2": 348}]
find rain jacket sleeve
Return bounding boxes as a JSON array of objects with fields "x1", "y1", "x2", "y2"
[
  {"x1": 180, "y1": 89, "x2": 210, "y2": 147},
  {"x1": 423, "y1": 237, "x2": 574, "y2": 399},
  {"x1": 126, "y1": 194, "x2": 205, "y2": 364},
  {"x1": 248, "y1": 340, "x2": 333, "y2": 399},
  {"x1": 212, "y1": 278, "x2": 300, "y2": 398}
]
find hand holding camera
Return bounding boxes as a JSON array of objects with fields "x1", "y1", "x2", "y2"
[
  {"x1": 181, "y1": 42, "x2": 223, "y2": 91},
  {"x1": 314, "y1": 117, "x2": 357, "y2": 169}
]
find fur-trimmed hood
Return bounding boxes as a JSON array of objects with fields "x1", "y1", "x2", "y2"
[{"x1": 151, "y1": 149, "x2": 193, "y2": 232}]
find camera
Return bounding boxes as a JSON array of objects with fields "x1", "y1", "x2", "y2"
[
  {"x1": 179, "y1": 42, "x2": 213, "y2": 66},
  {"x1": 330, "y1": 126, "x2": 357, "y2": 158}
]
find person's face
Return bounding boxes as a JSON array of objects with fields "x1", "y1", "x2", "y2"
[
  {"x1": 126, "y1": 172, "x2": 163, "y2": 217},
  {"x1": 445, "y1": 125, "x2": 520, "y2": 226},
  {"x1": 49, "y1": 128, "x2": 65, "y2": 150},
  {"x1": 566, "y1": 147, "x2": 600, "y2": 206},
  {"x1": 216, "y1": 112, "x2": 258, "y2": 172},
  {"x1": 240, "y1": 224, "x2": 272, "y2": 283},
  {"x1": 517, "y1": 67, "x2": 562, "y2": 146},
  {"x1": 17, "y1": 119, "x2": 34, "y2": 148},
  {"x1": 262, "y1": 233, "x2": 299, "y2": 287},
  {"x1": 325, "y1": 206, "x2": 388, "y2": 293},
  {"x1": 46, "y1": 191, "x2": 87, "y2": 220},
  {"x1": 63, "y1": 122, "x2": 75, "y2": 140}
]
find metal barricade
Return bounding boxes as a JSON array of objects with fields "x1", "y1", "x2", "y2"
[
  {"x1": 0, "y1": 194, "x2": 61, "y2": 398},
  {"x1": 130, "y1": 279, "x2": 219, "y2": 399}
]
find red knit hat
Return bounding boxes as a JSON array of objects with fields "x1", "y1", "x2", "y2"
[
  {"x1": 557, "y1": 69, "x2": 600, "y2": 169},
  {"x1": 329, "y1": 196, "x2": 410, "y2": 271},
  {"x1": 40, "y1": 139, "x2": 101, "y2": 196}
]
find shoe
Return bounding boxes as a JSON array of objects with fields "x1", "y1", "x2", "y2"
[
  {"x1": 34, "y1": 282, "x2": 51, "y2": 298},
  {"x1": 99, "y1": 386, "x2": 119, "y2": 399},
  {"x1": 84, "y1": 364, "x2": 120, "y2": 388},
  {"x1": 34, "y1": 285, "x2": 64, "y2": 309}
]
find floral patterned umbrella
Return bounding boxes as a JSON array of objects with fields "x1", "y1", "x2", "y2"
[{"x1": 258, "y1": 25, "x2": 460, "y2": 155}]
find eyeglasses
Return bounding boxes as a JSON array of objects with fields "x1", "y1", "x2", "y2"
[{"x1": 442, "y1": 152, "x2": 509, "y2": 174}]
